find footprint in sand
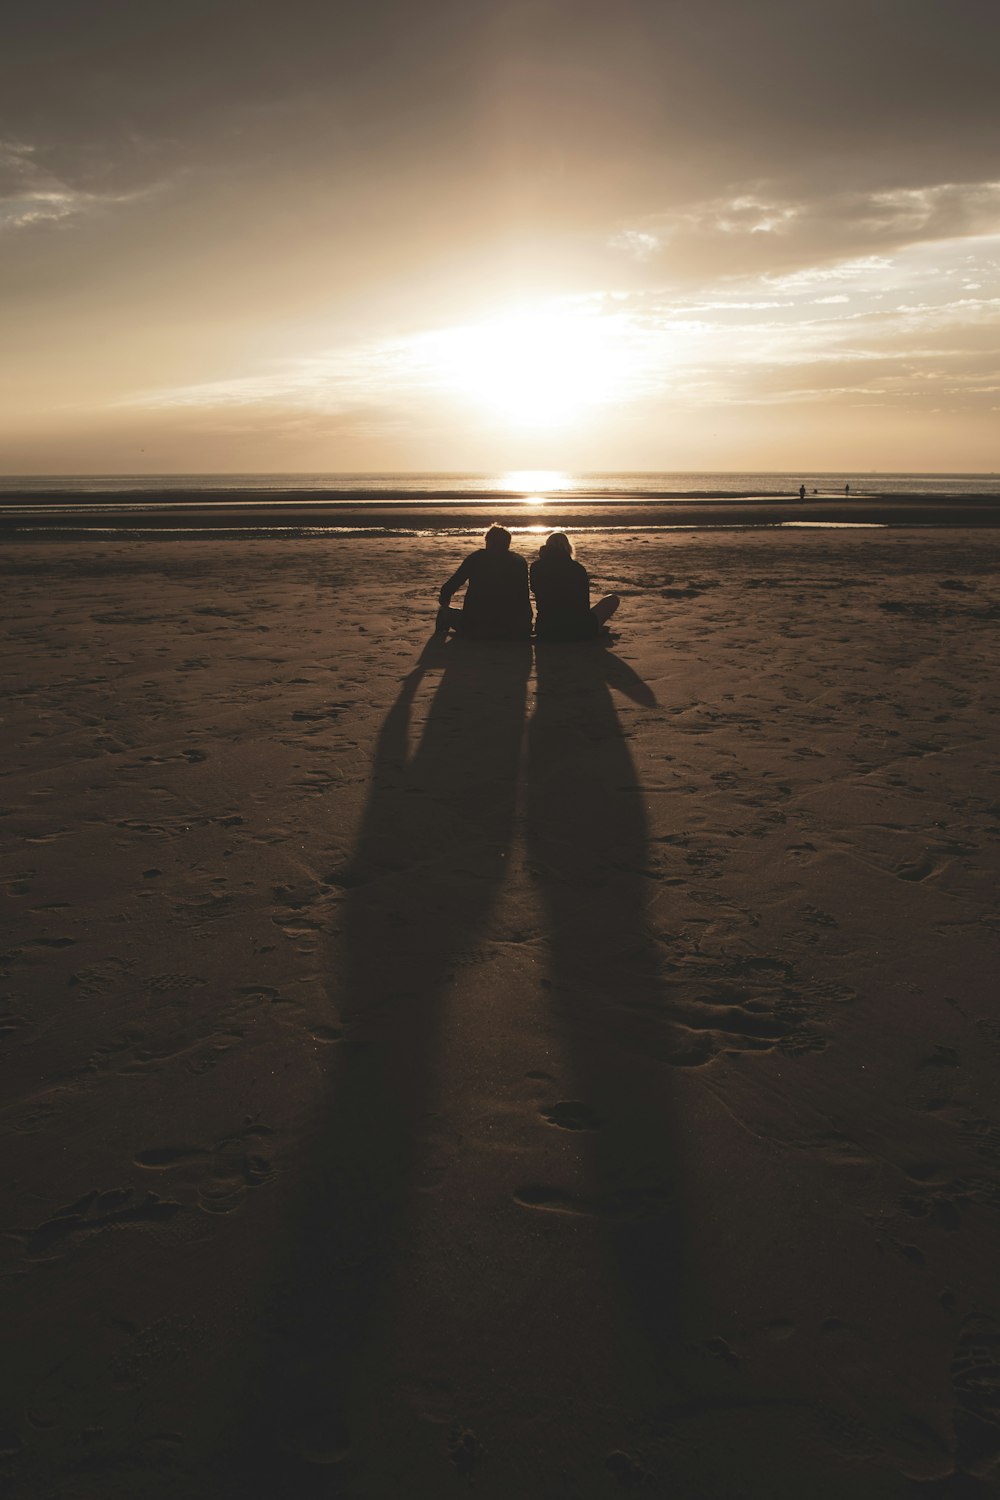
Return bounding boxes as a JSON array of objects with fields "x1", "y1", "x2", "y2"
[
  {"x1": 134, "y1": 1125, "x2": 276, "y2": 1213},
  {"x1": 919, "y1": 1045, "x2": 961, "y2": 1070},
  {"x1": 895, "y1": 852, "x2": 940, "y2": 882},
  {"x1": 147, "y1": 971, "x2": 207, "y2": 993},
  {"x1": 658, "y1": 984, "x2": 823, "y2": 1068},
  {"x1": 514, "y1": 1184, "x2": 674, "y2": 1222},
  {"x1": 68, "y1": 955, "x2": 135, "y2": 995},
  {"x1": 28, "y1": 1188, "x2": 182, "y2": 1258},
  {"x1": 540, "y1": 1101, "x2": 601, "y2": 1131}
]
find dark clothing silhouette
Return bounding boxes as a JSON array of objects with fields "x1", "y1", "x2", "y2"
[
  {"x1": 439, "y1": 548, "x2": 532, "y2": 640},
  {"x1": 530, "y1": 553, "x2": 600, "y2": 641}
]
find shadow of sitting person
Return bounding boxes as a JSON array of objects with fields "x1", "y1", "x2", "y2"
[
  {"x1": 523, "y1": 641, "x2": 692, "y2": 1375},
  {"x1": 235, "y1": 633, "x2": 531, "y2": 1496}
]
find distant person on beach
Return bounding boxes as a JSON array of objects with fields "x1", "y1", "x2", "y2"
[
  {"x1": 799, "y1": 484, "x2": 806, "y2": 501},
  {"x1": 845, "y1": 483, "x2": 850, "y2": 496},
  {"x1": 530, "y1": 531, "x2": 620, "y2": 642},
  {"x1": 435, "y1": 525, "x2": 532, "y2": 639}
]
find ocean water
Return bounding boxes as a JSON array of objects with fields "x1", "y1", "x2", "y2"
[
  {"x1": 2, "y1": 472, "x2": 997, "y2": 535},
  {"x1": 3, "y1": 470, "x2": 1000, "y2": 500}
]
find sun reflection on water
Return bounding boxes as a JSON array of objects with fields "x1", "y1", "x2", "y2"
[{"x1": 501, "y1": 469, "x2": 572, "y2": 498}]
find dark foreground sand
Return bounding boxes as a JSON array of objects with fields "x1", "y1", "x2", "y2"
[{"x1": 2, "y1": 528, "x2": 1000, "y2": 1499}]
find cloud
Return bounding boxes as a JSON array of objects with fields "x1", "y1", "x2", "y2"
[
  {"x1": 608, "y1": 229, "x2": 661, "y2": 260},
  {"x1": 608, "y1": 179, "x2": 1000, "y2": 284},
  {"x1": 113, "y1": 220, "x2": 1000, "y2": 440},
  {"x1": 122, "y1": 343, "x2": 416, "y2": 414},
  {"x1": 0, "y1": 139, "x2": 154, "y2": 232}
]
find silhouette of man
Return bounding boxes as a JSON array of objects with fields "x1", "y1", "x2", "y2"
[
  {"x1": 435, "y1": 525, "x2": 532, "y2": 639},
  {"x1": 798, "y1": 484, "x2": 806, "y2": 501}
]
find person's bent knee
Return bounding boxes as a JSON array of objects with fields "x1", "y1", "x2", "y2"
[{"x1": 592, "y1": 593, "x2": 621, "y2": 627}]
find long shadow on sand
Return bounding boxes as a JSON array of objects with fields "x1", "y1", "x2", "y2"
[
  {"x1": 237, "y1": 634, "x2": 530, "y2": 1496},
  {"x1": 523, "y1": 642, "x2": 690, "y2": 1368}
]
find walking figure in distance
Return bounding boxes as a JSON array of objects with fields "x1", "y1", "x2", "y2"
[
  {"x1": 530, "y1": 531, "x2": 620, "y2": 642},
  {"x1": 435, "y1": 525, "x2": 533, "y2": 639}
]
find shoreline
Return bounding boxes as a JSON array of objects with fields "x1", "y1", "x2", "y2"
[{"x1": 4, "y1": 492, "x2": 1000, "y2": 533}]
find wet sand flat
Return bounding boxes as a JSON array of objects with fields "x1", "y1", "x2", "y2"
[{"x1": 2, "y1": 528, "x2": 1000, "y2": 1498}]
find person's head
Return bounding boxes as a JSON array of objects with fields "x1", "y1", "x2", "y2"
[
  {"x1": 484, "y1": 524, "x2": 512, "y2": 552},
  {"x1": 540, "y1": 530, "x2": 573, "y2": 559}
]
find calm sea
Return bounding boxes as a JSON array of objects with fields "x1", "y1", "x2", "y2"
[
  {"x1": 3, "y1": 471, "x2": 1000, "y2": 500},
  {"x1": 2, "y1": 471, "x2": 998, "y2": 532}
]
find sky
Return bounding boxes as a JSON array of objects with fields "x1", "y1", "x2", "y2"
[{"x1": 2, "y1": 0, "x2": 999, "y2": 474}]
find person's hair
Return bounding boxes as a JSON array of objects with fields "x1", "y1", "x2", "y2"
[
  {"x1": 484, "y1": 524, "x2": 512, "y2": 552},
  {"x1": 540, "y1": 530, "x2": 573, "y2": 558}
]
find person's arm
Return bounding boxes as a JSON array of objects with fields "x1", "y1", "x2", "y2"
[{"x1": 438, "y1": 553, "x2": 474, "y2": 605}]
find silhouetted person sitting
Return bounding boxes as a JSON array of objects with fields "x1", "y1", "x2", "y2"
[
  {"x1": 529, "y1": 531, "x2": 620, "y2": 642},
  {"x1": 435, "y1": 524, "x2": 533, "y2": 639}
]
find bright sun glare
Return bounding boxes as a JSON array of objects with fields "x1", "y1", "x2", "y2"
[
  {"x1": 414, "y1": 302, "x2": 641, "y2": 428},
  {"x1": 502, "y1": 469, "x2": 571, "y2": 496}
]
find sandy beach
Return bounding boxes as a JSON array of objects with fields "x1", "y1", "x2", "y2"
[{"x1": 3, "y1": 525, "x2": 1000, "y2": 1499}]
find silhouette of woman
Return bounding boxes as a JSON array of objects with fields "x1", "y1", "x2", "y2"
[{"x1": 529, "y1": 532, "x2": 620, "y2": 642}]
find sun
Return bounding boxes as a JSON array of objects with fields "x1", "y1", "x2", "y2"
[{"x1": 413, "y1": 300, "x2": 641, "y2": 428}]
